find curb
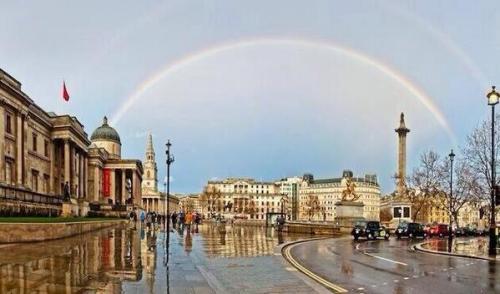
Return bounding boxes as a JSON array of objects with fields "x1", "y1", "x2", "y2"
[
  {"x1": 413, "y1": 242, "x2": 499, "y2": 262},
  {"x1": 280, "y1": 237, "x2": 348, "y2": 293}
]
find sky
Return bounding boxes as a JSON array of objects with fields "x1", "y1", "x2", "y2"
[{"x1": 2, "y1": 1, "x2": 500, "y2": 194}]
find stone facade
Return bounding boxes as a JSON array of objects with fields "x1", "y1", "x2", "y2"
[
  {"x1": 298, "y1": 171, "x2": 380, "y2": 222},
  {"x1": 205, "y1": 178, "x2": 287, "y2": 220},
  {"x1": 141, "y1": 133, "x2": 179, "y2": 214},
  {"x1": 0, "y1": 68, "x2": 143, "y2": 216}
]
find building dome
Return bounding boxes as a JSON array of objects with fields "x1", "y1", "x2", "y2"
[{"x1": 90, "y1": 116, "x2": 121, "y2": 143}]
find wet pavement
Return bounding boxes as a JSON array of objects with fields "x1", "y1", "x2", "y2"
[
  {"x1": 288, "y1": 236, "x2": 500, "y2": 294},
  {"x1": 0, "y1": 222, "x2": 323, "y2": 293},
  {"x1": 420, "y1": 237, "x2": 500, "y2": 260}
]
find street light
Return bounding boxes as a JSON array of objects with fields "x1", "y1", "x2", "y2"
[
  {"x1": 164, "y1": 140, "x2": 175, "y2": 266},
  {"x1": 448, "y1": 149, "x2": 455, "y2": 247},
  {"x1": 486, "y1": 86, "x2": 499, "y2": 256}
]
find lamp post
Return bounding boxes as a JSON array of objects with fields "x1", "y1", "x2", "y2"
[
  {"x1": 165, "y1": 140, "x2": 175, "y2": 265},
  {"x1": 486, "y1": 86, "x2": 499, "y2": 256},
  {"x1": 448, "y1": 149, "x2": 455, "y2": 247}
]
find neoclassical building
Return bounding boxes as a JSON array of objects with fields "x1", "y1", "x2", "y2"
[
  {"x1": 0, "y1": 68, "x2": 143, "y2": 216},
  {"x1": 205, "y1": 178, "x2": 287, "y2": 221},
  {"x1": 141, "y1": 133, "x2": 178, "y2": 214},
  {"x1": 298, "y1": 171, "x2": 381, "y2": 222}
]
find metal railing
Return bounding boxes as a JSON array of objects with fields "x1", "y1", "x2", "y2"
[{"x1": 0, "y1": 184, "x2": 63, "y2": 205}]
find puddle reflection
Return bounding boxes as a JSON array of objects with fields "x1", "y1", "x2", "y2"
[{"x1": 0, "y1": 223, "x2": 313, "y2": 293}]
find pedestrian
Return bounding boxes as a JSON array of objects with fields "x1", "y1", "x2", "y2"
[
  {"x1": 194, "y1": 212, "x2": 201, "y2": 232},
  {"x1": 178, "y1": 211, "x2": 185, "y2": 232},
  {"x1": 140, "y1": 210, "x2": 145, "y2": 226},
  {"x1": 171, "y1": 212, "x2": 178, "y2": 229},
  {"x1": 185, "y1": 211, "x2": 193, "y2": 232},
  {"x1": 146, "y1": 212, "x2": 152, "y2": 230}
]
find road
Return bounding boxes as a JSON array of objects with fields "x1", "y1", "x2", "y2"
[{"x1": 285, "y1": 237, "x2": 499, "y2": 293}]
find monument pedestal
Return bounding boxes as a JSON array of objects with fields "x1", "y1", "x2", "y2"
[
  {"x1": 61, "y1": 198, "x2": 79, "y2": 217},
  {"x1": 335, "y1": 201, "x2": 365, "y2": 228}
]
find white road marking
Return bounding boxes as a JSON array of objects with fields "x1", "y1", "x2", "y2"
[
  {"x1": 412, "y1": 275, "x2": 419, "y2": 278},
  {"x1": 383, "y1": 282, "x2": 388, "y2": 285},
  {"x1": 363, "y1": 252, "x2": 408, "y2": 266},
  {"x1": 394, "y1": 280, "x2": 399, "y2": 283},
  {"x1": 357, "y1": 288, "x2": 365, "y2": 290},
  {"x1": 404, "y1": 277, "x2": 409, "y2": 280}
]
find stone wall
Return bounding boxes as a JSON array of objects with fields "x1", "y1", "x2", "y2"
[{"x1": 0, "y1": 219, "x2": 127, "y2": 243}]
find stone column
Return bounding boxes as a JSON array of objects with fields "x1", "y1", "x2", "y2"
[
  {"x1": 132, "y1": 171, "x2": 138, "y2": 206},
  {"x1": 16, "y1": 114, "x2": 22, "y2": 186},
  {"x1": 64, "y1": 140, "x2": 71, "y2": 194},
  {"x1": 49, "y1": 142, "x2": 55, "y2": 194},
  {"x1": 0, "y1": 105, "x2": 5, "y2": 182},
  {"x1": 84, "y1": 157, "x2": 88, "y2": 199},
  {"x1": 110, "y1": 169, "x2": 116, "y2": 203},
  {"x1": 121, "y1": 169, "x2": 126, "y2": 205},
  {"x1": 94, "y1": 165, "x2": 100, "y2": 202},
  {"x1": 22, "y1": 115, "x2": 28, "y2": 186}
]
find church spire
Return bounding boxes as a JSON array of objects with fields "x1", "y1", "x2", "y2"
[
  {"x1": 146, "y1": 132, "x2": 154, "y2": 154},
  {"x1": 142, "y1": 132, "x2": 158, "y2": 192}
]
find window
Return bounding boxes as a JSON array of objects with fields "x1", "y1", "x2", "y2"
[
  {"x1": 44, "y1": 140, "x2": 49, "y2": 157},
  {"x1": 31, "y1": 170, "x2": 39, "y2": 192},
  {"x1": 32, "y1": 133, "x2": 37, "y2": 152},
  {"x1": 393, "y1": 207, "x2": 402, "y2": 218},
  {"x1": 5, "y1": 114, "x2": 12, "y2": 134},
  {"x1": 403, "y1": 207, "x2": 410, "y2": 218},
  {"x1": 5, "y1": 161, "x2": 12, "y2": 184}
]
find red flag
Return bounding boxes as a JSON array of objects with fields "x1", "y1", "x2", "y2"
[{"x1": 62, "y1": 81, "x2": 70, "y2": 101}]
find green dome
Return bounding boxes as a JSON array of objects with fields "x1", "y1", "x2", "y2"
[{"x1": 90, "y1": 116, "x2": 121, "y2": 143}]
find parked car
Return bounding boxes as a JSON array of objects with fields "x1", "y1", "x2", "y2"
[
  {"x1": 352, "y1": 221, "x2": 390, "y2": 240},
  {"x1": 429, "y1": 224, "x2": 449, "y2": 238},
  {"x1": 455, "y1": 227, "x2": 466, "y2": 237},
  {"x1": 395, "y1": 222, "x2": 427, "y2": 239}
]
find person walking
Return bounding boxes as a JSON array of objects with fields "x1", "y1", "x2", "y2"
[
  {"x1": 178, "y1": 211, "x2": 185, "y2": 232},
  {"x1": 185, "y1": 211, "x2": 193, "y2": 232},
  {"x1": 140, "y1": 210, "x2": 146, "y2": 226},
  {"x1": 171, "y1": 212, "x2": 178, "y2": 229}
]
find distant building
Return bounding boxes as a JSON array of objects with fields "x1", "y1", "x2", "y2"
[
  {"x1": 299, "y1": 171, "x2": 380, "y2": 222},
  {"x1": 274, "y1": 177, "x2": 303, "y2": 220},
  {"x1": 205, "y1": 178, "x2": 286, "y2": 221},
  {"x1": 141, "y1": 133, "x2": 178, "y2": 214}
]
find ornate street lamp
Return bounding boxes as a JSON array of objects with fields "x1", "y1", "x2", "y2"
[
  {"x1": 448, "y1": 149, "x2": 455, "y2": 247},
  {"x1": 486, "y1": 86, "x2": 499, "y2": 256},
  {"x1": 164, "y1": 140, "x2": 175, "y2": 265}
]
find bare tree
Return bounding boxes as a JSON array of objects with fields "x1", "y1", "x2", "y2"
[
  {"x1": 379, "y1": 207, "x2": 393, "y2": 222},
  {"x1": 439, "y1": 157, "x2": 482, "y2": 229},
  {"x1": 462, "y1": 116, "x2": 500, "y2": 210},
  {"x1": 200, "y1": 186, "x2": 222, "y2": 217},
  {"x1": 407, "y1": 150, "x2": 443, "y2": 222}
]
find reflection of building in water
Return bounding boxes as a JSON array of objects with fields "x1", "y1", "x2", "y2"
[
  {"x1": 0, "y1": 227, "x2": 142, "y2": 293},
  {"x1": 140, "y1": 228, "x2": 157, "y2": 291},
  {"x1": 198, "y1": 225, "x2": 277, "y2": 258}
]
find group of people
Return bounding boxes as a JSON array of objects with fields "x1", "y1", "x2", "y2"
[
  {"x1": 129, "y1": 210, "x2": 166, "y2": 231},
  {"x1": 169, "y1": 211, "x2": 202, "y2": 233}
]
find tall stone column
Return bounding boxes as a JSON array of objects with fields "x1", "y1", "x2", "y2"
[
  {"x1": 94, "y1": 166, "x2": 100, "y2": 202},
  {"x1": 395, "y1": 113, "x2": 410, "y2": 191},
  {"x1": 84, "y1": 157, "x2": 88, "y2": 199},
  {"x1": 132, "y1": 171, "x2": 138, "y2": 206},
  {"x1": 0, "y1": 105, "x2": 5, "y2": 182},
  {"x1": 49, "y1": 142, "x2": 55, "y2": 194},
  {"x1": 64, "y1": 140, "x2": 71, "y2": 194},
  {"x1": 121, "y1": 169, "x2": 126, "y2": 204},
  {"x1": 22, "y1": 115, "x2": 28, "y2": 186},
  {"x1": 16, "y1": 113, "x2": 22, "y2": 186},
  {"x1": 110, "y1": 170, "x2": 116, "y2": 203}
]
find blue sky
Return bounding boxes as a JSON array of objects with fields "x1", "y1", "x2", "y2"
[{"x1": 2, "y1": 1, "x2": 500, "y2": 194}]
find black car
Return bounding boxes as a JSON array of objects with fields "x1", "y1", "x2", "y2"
[
  {"x1": 395, "y1": 222, "x2": 427, "y2": 239},
  {"x1": 352, "y1": 221, "x2": 390, "y2": 240}
]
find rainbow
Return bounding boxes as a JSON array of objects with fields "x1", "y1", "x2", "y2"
[{"x1": 110, "y1": 37, "x2": 456, "y2": 142}]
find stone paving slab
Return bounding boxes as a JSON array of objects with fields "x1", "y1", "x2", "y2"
[{"x1": 166, "y1": 230, "x2": 325, "y2": 294}]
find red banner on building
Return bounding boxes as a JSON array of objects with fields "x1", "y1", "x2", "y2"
[{"x1": 103, "y1": 169, "x2": 111, "y2": 197}]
